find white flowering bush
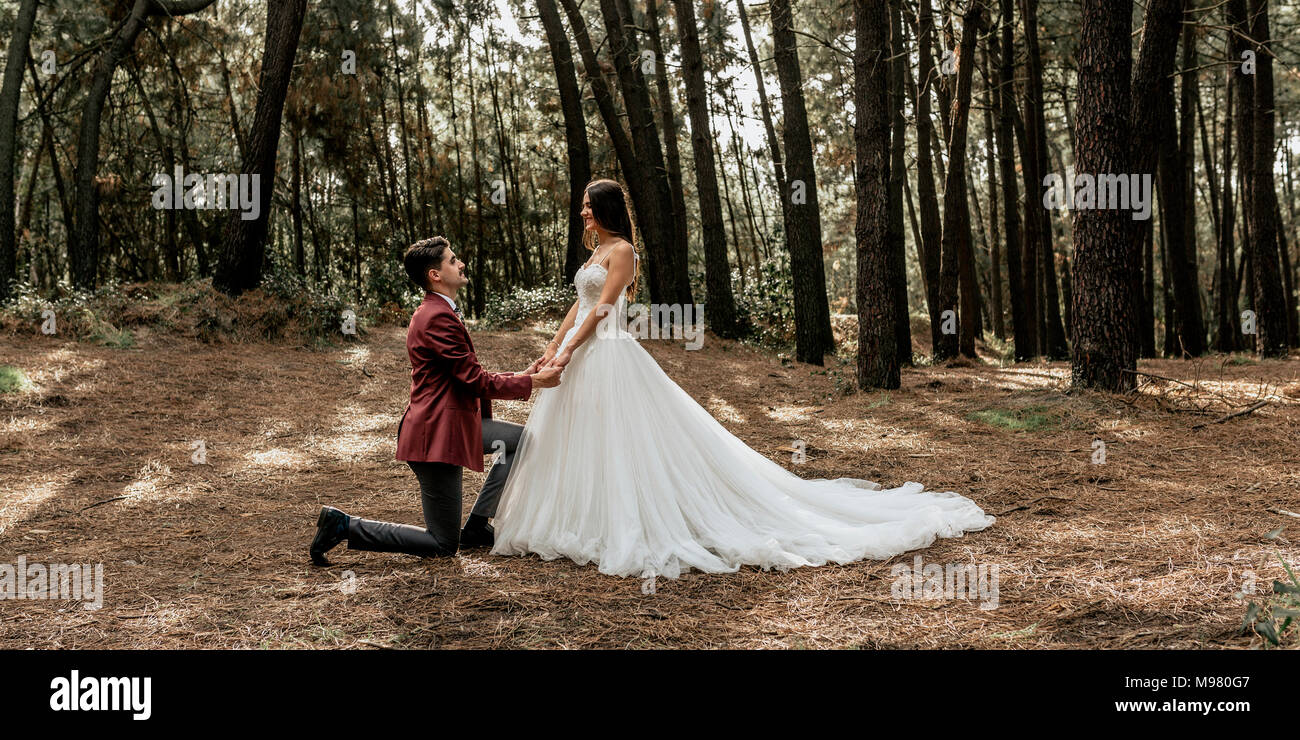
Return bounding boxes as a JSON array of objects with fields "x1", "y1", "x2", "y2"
[{"x1": 480, "y1": 284, "x2": 576, "y2": 329}]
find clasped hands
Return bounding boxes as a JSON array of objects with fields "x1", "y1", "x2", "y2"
[{"x1": 519, "y1": 340, "x2": 569, "y2": 388}]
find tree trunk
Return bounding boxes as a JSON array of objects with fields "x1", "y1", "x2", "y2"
[
  {"x1": 1015, "y1": 0, "x2": 1044, "y2": 358},
  {"x1": 1135, "y1": 0, "x2": 1204, "y2": 356},
  {"x1": 213, "y1": 0, "x2": 306, "y2": 295},
  {"x1": 1227, "y1": 0, "x2": 1256, "y2": 351},
  {"x1": 467, "y1": 31, "x2": 488, "y2": 315},
  {"x1": 1020, "y1": 0, "x2": 1068, "y2": 359},
  {"x1": 854, "y1": 0, "x2": 899, "y2": 389},
  {"x1": 290, "y1": 121, "x2": 305, "y2": 275},
  {"x1": 673, "y1": 0, "x2": 740, "y2": 337},
  {"x1": 1214, "y1": 60, "x2": 1239, "y2": 352},
  {"x1": 770, "y1": 0, "x2": 834, "y2": 364},
  {"x1": 1071, "y1": 0, "x2": 1137, "y2": 391},
  {"x1": 912, "y1": 0, "x2": 944, "y2": 351},
  {"x1": 979, "y1": 48, "x2": 1004, "y2": 340},
  {"x1": 888, "y1": 0, "x2": 912, "y2": 364},
  {"x1": 1243, "y1": 0, "x2": 1289, "y2": 355},
  {"x1": 993, "y1": 0, "x2": 1028, "y2": 358},
  {"x1": 645, "y1": 0, "x2": 692, "y2": 306},
  {"x1": 1175, "y1": 12, "x2": 1204, "y2": 354},
  {"x1": 0, "y1": 0, "x2": 38, "y2": 301},
  {"x1": 935, "y1": 3, "x2": 985, "y2": 361},
  {"x1": 386, "y1": 0, "x2": 417, "y2": 246},
  {"x1": 1128, "y1": 0, "x2": 1182, "y2": 357},
  {"x1": 537, "y1": 0, "x2": 591, "y2": 286},
  {"x1": 598, "y1": 0, "x2": 691, "y2": 308}
]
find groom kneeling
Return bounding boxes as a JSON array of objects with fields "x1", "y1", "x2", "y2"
[{"x1": 310, "y1": 236, "x2": 562, "y2": 565}]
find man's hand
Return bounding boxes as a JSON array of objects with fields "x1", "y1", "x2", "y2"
[{"x1": 531, "y1": 365, "x2": 563, "y2": 388}]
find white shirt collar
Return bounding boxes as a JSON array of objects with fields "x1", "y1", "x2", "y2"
[{"x1": 431, "y1": 291, "x2": 457, "y2": 312}]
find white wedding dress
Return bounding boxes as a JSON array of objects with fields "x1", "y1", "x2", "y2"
[{"x1": 490, "y1": 259, "x2": 994, "y2": 579}]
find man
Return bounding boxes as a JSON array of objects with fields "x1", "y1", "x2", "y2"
[{"x1": 310, "y1": 236, "x2": 562, "y2": 564}]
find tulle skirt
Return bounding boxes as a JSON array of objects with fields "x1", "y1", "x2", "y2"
[{"x1": 490, "y1": 322, "x2": 995, "y2": 579}]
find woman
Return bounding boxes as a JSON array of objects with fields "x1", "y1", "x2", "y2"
[{"x1": 490, "y1": 179, "x2": 994, "y2": 579}]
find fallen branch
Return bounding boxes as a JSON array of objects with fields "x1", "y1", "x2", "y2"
[
  {"x1": 1192, "y1": 400, "x2": 1269, "y2": 429},
  {"x1": 1266, "y1": 507, "x2": 1300, "y2": 520},
  {"x1": 1122, "y1": 368, "x2": 1199, "y2": 391},
  {"x1": 80, "y1": 495, "x2": 128, "y2": 512}
]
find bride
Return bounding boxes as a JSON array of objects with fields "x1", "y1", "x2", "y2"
[{"x1": 490, "y1": 178, "x2": 994, "y2": 579}]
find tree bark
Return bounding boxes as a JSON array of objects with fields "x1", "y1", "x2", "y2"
[
  {"x1": 854, "y1": 0, "x2": 899, "y2": 389},
  {"x1": 1175, "y1": 11, "x2": 1204, "y2": 354},
  {"x1": 888, "y1": 0, "x2": 912, "y2": 364},
  {"x1": 1020, "y1": 0, "x2": 1067, "y2": 359},
  {"x1": 935, "y1": 2, "x2": 985, "y2": 361},
  {"x1": 1015, "y1": 0, "x2": 1043, "y2": 358},
  {"x1": 770, "y1": 0, "x2": 834, "y2": 364},
  {"x1": 1213, "y1": 61, "x2": 1239, "y2": 351},
  {"x1": 992, "y1": 0, "x2": 1029, "y2": 358},
  {"x1": 644, "y1": 0, "x2": 692, "y2": 304},
  {"x1": 213, "y1": 0, "x2": 306, "y2": 295},
  {"x1": 598, "y1": 0, "x2": 691, "y2": 307},
  {"x1": 981, "y1": 45, "x2": 1005, "y2": 341},
  {"x1": 537, "y1": 0, "x2": 591, "y2": 286},
  {"x1": 912, "y1": 0, "x2": 944, "y2": 351},
  {"x1": 1071, "y1": 0, "x2": 1137, "y2": 391},
  {"x1": 673, "y1": 0, "x2": 740, "y2": 337},
  {"x1": 1243, "y1": 0, "x2": 1289, "y2": 355},
  {"x1": 1131, "y1": 0, "x2": 1205, "y2": 356},
  {"x1": 0, "y1": 0, "x2": 38, "y2": 301}
]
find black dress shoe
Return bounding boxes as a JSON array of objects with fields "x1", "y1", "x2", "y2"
[
  {"x1": 310, "y1": 506, "x2": 350, "y2": 565},
  {"x1": 459, "y1": 522, "x2": 494, "y2": 548}
]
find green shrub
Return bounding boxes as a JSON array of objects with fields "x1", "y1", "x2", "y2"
[
  {"x1": 247, "y1": 256, "x2": 360, "y2": 344},
  {"x1": 0, "y1": 365, "x2": 30, "y2": 393},
  {"x1": 1241, "y1": 542, "x2": 1300, "y2": 648},
  {"x1": 1, "y1": 273, "x2": 361, "y2": 346},
  {"x1": 735, "y1": 252, "x2": 795, "y2": 349},
  {"x1": 480, "y1": 283, "x2": 576, "y2": 329},
  {"x1": 364, "y1": 246, "x2": 423, "y2": 314},
  {"x1": 0, "y1": 278, "x2": 136, "y2": 342}
]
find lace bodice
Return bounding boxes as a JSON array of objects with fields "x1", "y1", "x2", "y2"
[
  {"x1": 561, "y1": 256, "x2": 635, "y2": 352},
  {"x1": 574, "y1": 262, "x2": 610, "y2": 318}
]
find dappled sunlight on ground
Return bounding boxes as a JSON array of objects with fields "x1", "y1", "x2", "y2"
[{"x1": 0, "y1": 327, "x2": 1296, "y2": 648}]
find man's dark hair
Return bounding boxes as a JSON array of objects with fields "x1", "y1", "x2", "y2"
[{"x1": 404, "y1": 237, "x2": 451, "y2": 292}]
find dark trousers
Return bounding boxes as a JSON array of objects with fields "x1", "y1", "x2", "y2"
[{"x1": 347, "y1": 419, "x2": 524, "y2": 557}]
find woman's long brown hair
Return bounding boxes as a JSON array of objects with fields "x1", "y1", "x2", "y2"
[{"x1": 582, "y1": 178, "x2": 641, "y2": 302}]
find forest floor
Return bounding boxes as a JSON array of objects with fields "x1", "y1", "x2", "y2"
[{"x1": 2, "y1": 321, "x2": 1299, "y2": 649}]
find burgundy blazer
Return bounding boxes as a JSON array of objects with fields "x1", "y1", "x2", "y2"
[{"x1": 395, "y1": 293, "x2": 532, "y2": 472}]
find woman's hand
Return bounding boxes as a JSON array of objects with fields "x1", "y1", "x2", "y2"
[
  {"x1": 534, "y1": 342, "x2": 558, "y2": 369},
  {"x1": 546, "y1": 348, "x2": 573, "y2": 369}
]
